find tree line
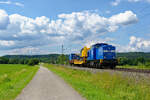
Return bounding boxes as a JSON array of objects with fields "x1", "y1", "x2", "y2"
[
  {"x1": 1, "y1": 52, "x2": 150, "y2": 67},
  {"x1": 118, "y1": 57, "x2": 150, "y2": 67},
  {"x1": 0, "y1": 57, "x2": 39, "y2": 66},
  {"x1": 0, "y1": 54, "x2": 69, "y2": 66},
  {"x1": 0, "y1": 54, "x2": 69, "y2": 65}
]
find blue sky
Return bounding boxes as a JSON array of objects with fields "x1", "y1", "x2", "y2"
[{"x1": 0, "y1": 0, "x2": 150, "y2": 55}]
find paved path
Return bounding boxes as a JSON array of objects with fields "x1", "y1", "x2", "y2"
[{"x1": 16, "y1": 66, "x2": 85, "y2": 100}]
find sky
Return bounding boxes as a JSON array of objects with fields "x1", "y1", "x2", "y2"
[{"x1": 0, "y1": 0, "x2": 150, "y2": 55}]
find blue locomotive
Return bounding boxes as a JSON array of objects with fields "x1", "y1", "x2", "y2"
[{"x1": 69, "y1": 43, "x2": 117, "y2": 68}]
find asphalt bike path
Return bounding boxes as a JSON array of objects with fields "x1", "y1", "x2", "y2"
[{"x1": 16, "y1": 65, "x2": 85, "y2": 100}]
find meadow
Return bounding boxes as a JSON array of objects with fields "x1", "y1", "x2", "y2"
[
  {"x1": 44, "y1": 64, "x2": 150, "y2": 100},
  {"x1": 0, "y1": 64, "x2": 39, "y2": 100},
  {"x1": 117, "y1": 65, "x2": 150, "y2": 69}
]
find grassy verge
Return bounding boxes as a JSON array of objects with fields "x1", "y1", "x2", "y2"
[
  {"x1": 117, "y1": 65, "x2": 150, "y2": 69},
  {"x1": 0, "y1": 64, "x2": 39, "y2": 100},
  {"x1": 44, "y1": 64, "x2": 150, "y2": 100}
]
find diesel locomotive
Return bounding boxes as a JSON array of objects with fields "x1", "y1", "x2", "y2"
[{"x1": 69, "y1": 43, "x2": 117, "y2": 69}]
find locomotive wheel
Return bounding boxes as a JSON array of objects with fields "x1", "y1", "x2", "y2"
[
  {"x1": 111, "y1": 65, "x2": 116, "y2": 69},
  {"x1": 95, "y1": 63, "x2": 98, "y2": 68}
]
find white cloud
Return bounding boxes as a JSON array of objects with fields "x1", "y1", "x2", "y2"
[
  {"x1": 128, "y1": 0, "x2": 141, "y2": 2},
  {"x1": 111, "y1": 0, "x2": 121, "y2": 6},
  {"x1": 84, "y1": 38, "x2": 115, "y2": 48},
  {"x1": 105, "y1": 10, "x2": 111, "y2": 14},
  {"x1": 128, "y1": 0, "x2": 150, "y2": 3},
  {"x1": 0, "y1": 1, "x2": 24, "y2": 7},
  {"x1": 129, "y1": 36, "x2": 150, "y2": 51},
  {"x1": 0, "y1": 1, "x2": 11, "y2": 4},
  {"x1": 14, "y1": 2, "x2": 24, "y2": 7},
  {"x1": 109, "y1": 11, "x2": 138, "y2": 25},
  {"x1": 2, "y1": 10, "x2": 137, "y2": 42},
  {"x1": 6, "y1": 46, "x2": 39, "y2": 55},
  {"x1": 50, "y1": 10, "x2": 138, "y2": 39},
  {"x1": 0, "y1": 9, "x2": 138, "y2": 54},
  {"x1": 0, "y1": 10, "x2": 9, "y2": 29},
  {"x1": 0, "y1": 40, "x2": 15, "y2": 46},
  {"x1": 117, "y1": 36, "x2": 150, "y2": 52},
  {"x1": 110, "y1": 0, "x2": 150, "y2": 6},
  {"x1": 5, "y1": 46, "x2": 60, "y2": 55},
  {"x1": 8, "y1": 14, "x2": 50, "y2": 35}
]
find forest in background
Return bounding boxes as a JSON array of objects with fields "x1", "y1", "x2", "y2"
[{"x1": 0, "y1": 52, "x2": 150, "y2": 66}]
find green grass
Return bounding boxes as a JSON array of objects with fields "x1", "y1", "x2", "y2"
[
  {"x1": 44, "y1": 64, "x2": 150, "y2": 100},
  {"x1": 0, "y1": 64, "x2": 39, "y2": 100},
  {"x1": 117, "y1": 65, "x2": 150, "y2": 69}
]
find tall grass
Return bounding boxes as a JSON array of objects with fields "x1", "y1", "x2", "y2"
[
  {"x1": 44, "y1": 64, "x2": 150, "y2": 100},
  {"x1": 0, "y1": 64, "x2": 39, "y2": 100},
  {"x1": 117, "y1": 65, "x2": 150, "y2": 69}
]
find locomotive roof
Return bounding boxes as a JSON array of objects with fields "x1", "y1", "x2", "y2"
[{"x1": 92, "y1": 43, "x2": 108, "y2": 47}]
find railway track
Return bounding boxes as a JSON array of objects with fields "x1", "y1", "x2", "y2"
[
  {"x1": 64, "y1": 65, "x2": 150, "y2": 74},
  {"x1": 114, "y1": 68, "x2": 150, "y2": 73}
]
